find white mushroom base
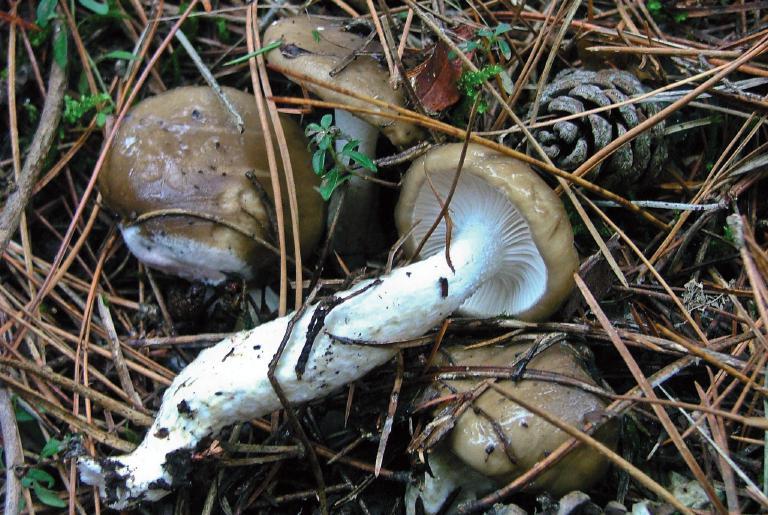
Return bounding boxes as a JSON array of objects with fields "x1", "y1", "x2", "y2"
[{"x1": 80, "y1": 221, "x2": 507, "y2": 508}]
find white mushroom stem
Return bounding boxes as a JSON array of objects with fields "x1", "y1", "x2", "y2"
[
  {"x1": 328, "y1": 110, "x2": 382, "y2": 266},
  {"x1": 334, "y1": 110, "x2": 378, "y2": 160},
  {"x1": 79, "y1": 217, "x2": 504, "y2": 509}
]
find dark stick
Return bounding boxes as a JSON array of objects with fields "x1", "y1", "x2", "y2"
[
  {"x1": 0, "y1": 37, "x2": 67, "y2": 254},
  {"x1": 267, "y1": 282, "x2": 328, "y2": 514}
]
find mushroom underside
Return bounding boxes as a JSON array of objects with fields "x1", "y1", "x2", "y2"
[{"x1": 407, "y1": 170, "x2": 548, "y2": 316}]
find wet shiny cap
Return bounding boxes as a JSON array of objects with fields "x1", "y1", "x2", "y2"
[
  {"x1": 264, "y1": 15, "x2": 424, "y2": 148},
  {"x1": 435, "y1": 341, "x2": 617, "y2": 495},
  {"x1": 99, "y1": 86, "x2": 324, "y2": 283}
]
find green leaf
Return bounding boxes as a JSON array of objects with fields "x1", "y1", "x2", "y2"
[
  {"x1": 178, "y1": 1, "x2": 199, "y2": 36},
  {"x1": 53, "y1": 27, "x2": 68, "y2": 69},
  {"x1": 101, "y1": 50, "x2": 136, "y2": 61},
  {"x1": 305, "y1": 123, "x2": 322, "y2": 136},
  {"x1": 311, "y1": 30, "x2": 321, "y2": 43},
  {"x1": 319, "y1": 169, "x2": 350, "y2": 201},
  {"x1": 96, "y1": 111, "x2": 107, "y2": 127},
  {"x1": 36, "y1": 0, "x2": 59, "y2": 29},
  {"x1": 40, "y1": 438, "x2": 63, "y2": 459},
  {"x1": 216, "y1": 18, "x2": 231, "y2": 42},
  {"x1": 26, "y1": 468, "x2": 55, "y2": 488},
  {"x1": 312, "y1": 149, "x2": 326, "y2": 175},
  {"x1": 494, "y1": 23, "x2": 512, "y2": 36},
  {"x1": 32, "y1": 485, "x2": 67, "y2": 508},
  {"x1": 497, "y1": 40, "x2": 511, "y2": 60},
  {"x1": 320, "y1": 113, "x2": 333, "y2": 129},
  {"x1": 223, "y1": 40, "x2": 283, "y2": 66},
  {"x1": 78, "y1": 0, "x2": 109, "y2": 15},
  {"x1": 14, "y1": 401, "x2": 35, "y2": 423},
  {"x1": 318, "y1": 133, "x2": 333, "y2": 151},
  {"x1": 346, "y1": 151, "x2": 376, "y2": 172},
  {"x1": 341, "y1": 140, "x2": 358, "y2": 153}
]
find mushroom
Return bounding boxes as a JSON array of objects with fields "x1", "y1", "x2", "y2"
[
  {"x1": 264, "y1": 15, "x2": 424, "y2": 266},
  {"x1": 407, "y1": 341, "x2": 618, "y2": 514},
  {"x1": 78, "y1": 144, "x2": 576, "y2": 508},
  {"x1": 99, "y1": 86, "x2": 324, "y2": 283},
  {"x1": 395, "y1": 143, "x2": 578, "y2": 320}
]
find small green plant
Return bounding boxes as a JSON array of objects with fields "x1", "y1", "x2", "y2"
[
  {"x1": 457, "y1": 64, "x2": 503, "y2": 114},
  {"x1": 304, "y1": 114, "x2": 377, "y2": 201},
  {"x1": 63, "y1": 92, "x2": 113, "y2": 127},
  {"x1": 459, "y1": 23, "x2": 513, "y2": 60},
  {"x1": 21, "y1": 468, "x2": 67, "y2": 508},
  {"x1": 9, "y1": 402, "x2": 69, "y2": 508},
  {"x1": 647, "y1": 0, "x2": 688, "y2": 23}
]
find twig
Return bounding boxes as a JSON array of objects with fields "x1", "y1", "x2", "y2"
[
  {"x1": 575, "y1": 274, "x2": 727, "y2": 512},
  {"x1": 592, "y1": 199, "x2": 728, "y2": 211},
  {"x1": 0, "y1": 46, "x2": 66, "y2": 255},
  {"x1": 174, "y1": 29, "x2": 244, "y2": 132},
  {"x1": 0, "y1": 387, "x2": 23, "y2": 515},
  {"x1": 246, "y1": 5, "x2": 289, "y2": 315},
  {"x1": 266, "y1": 279, "x2": 328, "y2": 514},
  {"x1": 661, "y1": 385, "x2": 768, "y2": 507},
  {"x1": 96, "y1": 296, "x2": 143, "y2": 408},
  {"x1": 375, "y1": 351, "x2": 404, "y2": 476}
]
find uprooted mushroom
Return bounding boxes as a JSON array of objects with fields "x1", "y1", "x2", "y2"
[{"x1": 79, "y1": 143, "x2": 578, "y2": 508}]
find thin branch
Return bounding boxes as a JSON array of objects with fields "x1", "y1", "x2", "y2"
[{"x1": 0, "y1": 46, "x2": 67, "y2": 255}]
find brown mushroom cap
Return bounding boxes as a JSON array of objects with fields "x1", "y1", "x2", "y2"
[
  {"x1": 263, "y1": 15, "x2": 424, "y2": 147},
  {"x1": 433, "y1": 341, "x2": 618, "y2": 496},
  {"x1": 99, "y1": 86, "x2": 324, "y2": 283},
  {"x1": 395, "y1": 143, "x2": 578, "y2": 321}
]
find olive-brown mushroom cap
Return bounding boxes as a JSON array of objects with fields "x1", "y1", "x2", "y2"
[
  {"x1": 395, "y1": 143, "x2": 578, "y2": 321},
  {"x1": 434, "y1": 342, "x2": 617, "y2": 496},
  {"x1": 263, "y1": 15, "x2": 424, "y2": 148},
  {"x1": 99, "y1": 86, "x2": 324, "y2": 282}
]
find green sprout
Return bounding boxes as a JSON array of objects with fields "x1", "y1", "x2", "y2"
[
  {"x1": 63, "y1": 92, "x2": 113, "y2": 127},
  {"x1": 9, "y1": 401, "x2": 69, "y2": 508},
  {"x1": 648, "y1": 0, "x2": 688, "y2": 23},
  {"x1": 457, "y1": 64, "x2": 503, "y2": 114},
  {"x1": 21, "y1": 468, "x2": 67, "y2": 508},
  {"x1": 457, "y1": 23, "x2": 513, "y2": 60},
  {"x1": 304, "y1": 114, "x2": 377, "y2": 201}
]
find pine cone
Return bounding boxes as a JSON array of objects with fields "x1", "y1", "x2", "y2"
[{"x1": 532, "y1": 69, "x2": 667, "y2": 190}]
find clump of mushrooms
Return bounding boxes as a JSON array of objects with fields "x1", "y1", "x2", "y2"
[
  {"x1": 99, "y1": 86, "x2": 324, "y2": 284},
  {"x1": 406, "y1": 340, "x2": 619, "y2": 514},
  {"x1": 264, "y1": 15, "x2": 425, "y2": 266},
  {"x1": 79, "y1": 143, "x2": 578, "y2": 508}
]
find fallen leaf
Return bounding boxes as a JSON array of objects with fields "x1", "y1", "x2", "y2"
[{"x1": 406, "y1": 26, "x2": 475, "y2": 114}]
